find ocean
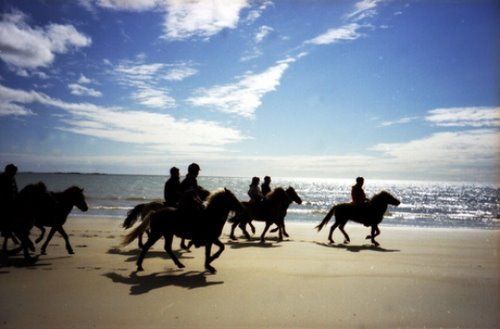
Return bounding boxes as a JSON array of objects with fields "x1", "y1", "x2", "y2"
[{"x1": 16, "y1": 173, "x2": 499, "y2": 229}]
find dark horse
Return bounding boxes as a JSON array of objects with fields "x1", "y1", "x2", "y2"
[
  {"x1": 229, "y1": 187, "x2": 302, "y2": 243},
  {"x1": 35, "y1": 186, "x2": 88, "y2": 255},
  {"x1": 315, "y1": 191, "x2": 400, "y2": 246},
  {"x1": 1, "y1": 182, "x2": 48, "y2": 261},
  {"x1": 122, "y1": 189, "x2": 243, "y2": 273},
  {"x1": 122, "y1": 189, "x2": 210, "y2": 249}
]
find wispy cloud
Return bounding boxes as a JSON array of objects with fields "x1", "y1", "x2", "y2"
[
  {"x1": 188, "y1": 57, "x2": 295, "y2": 118},
  {"x1": 255, "y1": 25, "x2": 273, "y2": 43},
  {"x1": 305, "y1": 23, "x2": 365, "y2": 45},
  {"x1": 68, "y1": 83, "x2": 103, "y2": 97},
  {"x1": 0, "y1": 9, "x2": 91, "y2": 72},
  {"x1": 379, "y1": 116, "x2": 419, "y2": 127},
  {"x1": 245, "y1": 1, "x2": 273, "y2": 23},
  {"x1": 345, "y1": 0, "x2": 383, "y2": 21},
  {"x1": 114, "y1": 59, "x2": 197, "y2": 108},
  {"x1": 0, "y1": 102, "x2": 34, "y2": 117},
  {"x1": 0, "y1": 84, "x2": 246, "y2": 154},
  {"x1": 77, "y1": 74, "x2": 92, "y2": 84},
  {"x1": 425, "y1": 107, "x2": 500, "y2": 127}
]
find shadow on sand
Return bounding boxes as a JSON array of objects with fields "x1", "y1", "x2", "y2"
[
  {"x1": 104, "y1": 270, "x2": 223, "y2": 295},
  {"x1": 225, "y1": 238, "x2": 284, "y2": 249},
  {"x1": 107, "y1": 247, "x2": 194, "y2": 263},
  {"x1": 0, "y1": 254, "x2": 52, "y2": 269},
  {"x1": 313, "y1": 242, "x2": 400, "y2": 253}
]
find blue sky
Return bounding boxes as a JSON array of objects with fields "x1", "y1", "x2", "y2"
[{"x1": 0, "y1": 0, "x2": 498, "y2": 182}]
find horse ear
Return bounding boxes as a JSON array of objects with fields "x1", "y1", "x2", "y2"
[{"x1": 224, "y1": 187, "x2": 228, "y2": 192}]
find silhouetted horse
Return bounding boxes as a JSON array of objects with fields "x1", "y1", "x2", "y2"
[
  {"x1": 122, "y1": 201, "x2": 165, "y2": 248},
  {"x1": 1, "y1": 182, "x2": 48, "y2": 261},
  {"x1": 123, "y1": 188, "x2": 210, "y2": 249},
  {"x1": 34, "y1": 186, "x2": 88, "y2": 255},
  {"x1": 122, "y1": 189, "x2": 243, "y2": 273},
  {"x1": 229, "y1": 187, "x2": 302, "y2": 242},
  {"x1": 315, "y1": 191, "x2": 400, "y2": 246}
]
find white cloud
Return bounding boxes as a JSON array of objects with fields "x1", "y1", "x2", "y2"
[
  {"x1": 188, "y1": 57, "x2": 295, "y2": 118},
  {"x1": 255, "y1": 25, "x2": 273, "y2": 43},
  {"x1": 425, "y1": 107, "x2": 500, "y2": 127},
  {"x1": 379, "y1": 116, "x2": 419, "y2": 127},
  {"x1": 0, "y1": 102, "x2": 34, "y2": 116},
  {"x1": 164, "y1": 65, "x2": 198, "y2": 81},
  {"x1": 78, "y1": 74, "x2": 92, "y2": 84},
  {"x1": 305, "y1": 23, "x2": 364, "y2": 45},
  {"x1": 131, "y1": 86, "x2": 175, "y2": 108},
  {"x1": 245, "y1": 0, "x2": 273, "y2": 23},
  {"x1": 68, "y1": 83, "x2": 103, "y2": 97},
  {"x1": 114, "y1": 60, "x2": 197, "y2": 108},
  {"x1": 0, "y1": 84, "x2": 245, "y2": 154},
  {"x1": 96, "y1": 0, "x2": 161, "y2": 11},
  {"x1": 345, "y1": 0, "x2": 382, "y2": 21},
  {"x1": 162, "y1": 0, "x2": 250, "y2": 40},
  {"x1": 0, "y1": 9, "x2": 91, "y2": 70}
]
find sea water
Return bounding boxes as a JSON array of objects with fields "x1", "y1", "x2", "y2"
[{"x1": 16, "y1": 173, "x2": 499, "y2": 229}]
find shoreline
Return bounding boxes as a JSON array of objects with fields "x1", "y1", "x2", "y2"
[{"x1": 1, "y1": 217, "x2": 498, "y2": 328}]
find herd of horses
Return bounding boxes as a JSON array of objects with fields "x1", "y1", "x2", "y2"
[{"x1": 0, "y1": 182, "x2": 400, "y2": 273}]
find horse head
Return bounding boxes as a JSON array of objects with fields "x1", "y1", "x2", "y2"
[
  {"x1": 286, "y1": 186, "x2": 302, "y2": 205},
  {"x1": 374, "y1": 191, "x2": 400, "y2": 207},
  {"x1": 223, "y1": 188, "x2": 244, "y2": 212},
  {"x1": 66, "y1": 186, "x2": 88, "y2": 212}
]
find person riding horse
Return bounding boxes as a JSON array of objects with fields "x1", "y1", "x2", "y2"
[
  {"x1": 352, "y1": 177, "x2": 369, "y2": 205},
  {"x1": 261, "y1": 176, "x2": 272, "y2": 196},
  {"x1": 0, "y1": 164, "x2": 19, "y2": 249},
  {"x1": 164, "y1": 166, "x2": 181, "y2": 207}
]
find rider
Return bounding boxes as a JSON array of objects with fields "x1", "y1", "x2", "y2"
[
  {"x1": 261, "y1": 176, "x2": 272, "y2": 196},
  {"x1": 164, "y1": 166, "x2": 181, "y2": 207},
  {"x1": 248, "y1": 177, "x2": 264, "y2": 203},
  {"x1": 351, "y1": 176, "x2": 369, "y2": 205},
  {"x1": 0, "y1": 164, "x2": 18, "y2": 245}
]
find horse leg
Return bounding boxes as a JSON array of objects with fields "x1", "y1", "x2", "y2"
[
  {"x1": 249, "y1": 221, "x2": 256, "y2": 235},
  {"x1": 10, "y1": 232, "x2": 20, "y2": 245},
  {"x1": 164, "y1": 233, "x2": 185, "y2": 269},
  {"x1": 2, "y1": 235, "x2": 7, "y2": 252},
  {"x1": 35, "y1": 225, "x2": 45, "y2": 243},
  {"x1": 56, "y1": 226, "x2": 74, "y2": 254},
  {"x1": 260, "y1": 222, "x2": 272, "y2": 243},
  {"x1": 339, "y1": 223, "x2": 350, "y2": 244},
  {"x1": 370, "y1": 225, "x2": 380, "y2": 247},
  {"x1": 41, "y1": 227, "x2": 57, "y2": 255},
  {"x1": 204, "y1": 242, "x2": 217, "y2": 273},
  {"x1": 229, "y1": 220, "x2": 238, "y2": 241},
  {"x1": 209, "y1": 238, "x2": 225, "y2": 262},
  {"x1": 136, "y1": 232, "x2": 161, "y2": 272},
  {"x1": 138, "y1": 233, "x2": 144, "y2": 249},
  {"x1": 239, "y1": 221, "x2": 252, "y2": 240},
  {"x1": 19, "y1": 232, "x2": 36, "y2": 263},
  {"x1": 328, "y1": 221, "x2": 339, "y2": 244}
]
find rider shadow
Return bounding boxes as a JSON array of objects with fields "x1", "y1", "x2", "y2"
[
  {"x1": 107, "y1": 247, "x2": 194, "y2": 263},
  {"x1": 103, "y1": 270, "x2": 223, "y2": 295},
  {"x1": 313, "y1": 242, "x2": 400, "y2": 253},
  {"x1": 226, "y1": 239, "x2": 282, "y2": 249},
  {"x1": 0, "y1": 255, "x2": 52, "y2": 269}
]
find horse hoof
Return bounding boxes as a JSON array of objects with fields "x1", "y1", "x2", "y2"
[
  {"x1": 365, "y1": 235, "x2": 371, "y2": 239},
  {"x1": 177, "y1": 263, "x2": 185, "y2": 269},
  {"x1": 26, "y1": 256, "x2": 38, "y2": 264},
  {"x1": 205, "y1": 265, "x2": 216, "y2": 274},
  {"x1": 343, "y1": 240, "x2": 349, "y2": 244},
  {"x1": 136, "y1": 266, "x2": 144, "y2": 272},
  {"x1": 68, "y1": 250, "x2": 75, "y2": 255},
  {"x1": 328, "y1": 240, "x2": 334, "y2": 244},
  {"x1": 373, "y1": 242, "x2": 379, "y2": 247},
  {"x1": 41, "y1": 250, "x2": 47, "y2": 255},
  {"x1": 259, "y1": 239, "x2": 265, "y2": 244},
  {"x1": 229, "y1": 236, "x2": 237, "y2": 241},
  {"x1": 284, "y1": 233, "x2": 290, "y2": 238}
]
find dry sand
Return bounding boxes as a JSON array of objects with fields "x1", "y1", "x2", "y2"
[{"x1": 0, "y1": 217, "x2": 498, "y2": 329}]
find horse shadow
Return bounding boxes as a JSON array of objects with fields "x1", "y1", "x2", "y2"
[
  {"x1": 313, "y1": 242, "x2": 400, "y2": 253},
  {"x1": 103, "y1": 270, "x2": 223, "y2": 295},
  {"x1": 0, "y1": 254, "x2": 52, "y2": 269},
  {"x1": 225, "y1": 239, "x2": 283, "y2": 249},
  {"x1": 107, "y1": 247, "x2": 194, "y2": 263}
]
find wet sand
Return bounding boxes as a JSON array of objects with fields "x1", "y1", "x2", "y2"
[{"x1": 0, "y1": 217, "x2": 498, "y2": 328}]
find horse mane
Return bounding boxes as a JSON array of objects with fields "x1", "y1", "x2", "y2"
[
  {"x1": 266, "y1": 187, "x2": 286, "y2": 202},
  {"x1": 205, "y1": 189, "x2": 228, "y2": 206},
  {"x1": 370, "y1": 191, "x2": 390, "y2": 203},
  {"x1": 64, "y1": 186, "x2": 83, "y2": 194}
]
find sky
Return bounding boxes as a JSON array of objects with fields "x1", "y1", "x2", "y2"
[{"x1": 0, "y1": 0, "x2": 498, "y2": 183}]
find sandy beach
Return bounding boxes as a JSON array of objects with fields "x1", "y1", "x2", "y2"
[{"x1": 0, "y1": 217, "x2": 498, "y2": 329}]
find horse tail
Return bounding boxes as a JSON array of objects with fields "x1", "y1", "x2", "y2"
[
  {"x1": 121, "y1": 211, "x2": 153, "y2": 247},
  {"x1": 315, "y1": 206, "x2": 336, "y2": 231},
  {"x1": 123, "y1": 204, "x2": 145, "y2": 229}
]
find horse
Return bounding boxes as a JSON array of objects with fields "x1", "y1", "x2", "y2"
[
  {"x1": 34, "y1": 186, "x2": 88, "y2": 255},
  {"x1": 229, "y1": 186, "x2": 302, "y2": 243},
  {"x1": 122, "y1": 201, "x2": 165, "y2": 248},
  {"x1": 1, "y1": 182, "x2": 49, "y2": 262},
  {"x1": 122, "y1": 188, "x2": 243, "y2": 273},
  {"x1": 315, "y1": 191, "x2": 400, "y2": 246},
  {"x1": 122, "y1": 188, "x2": 211, "y2": 250}
]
